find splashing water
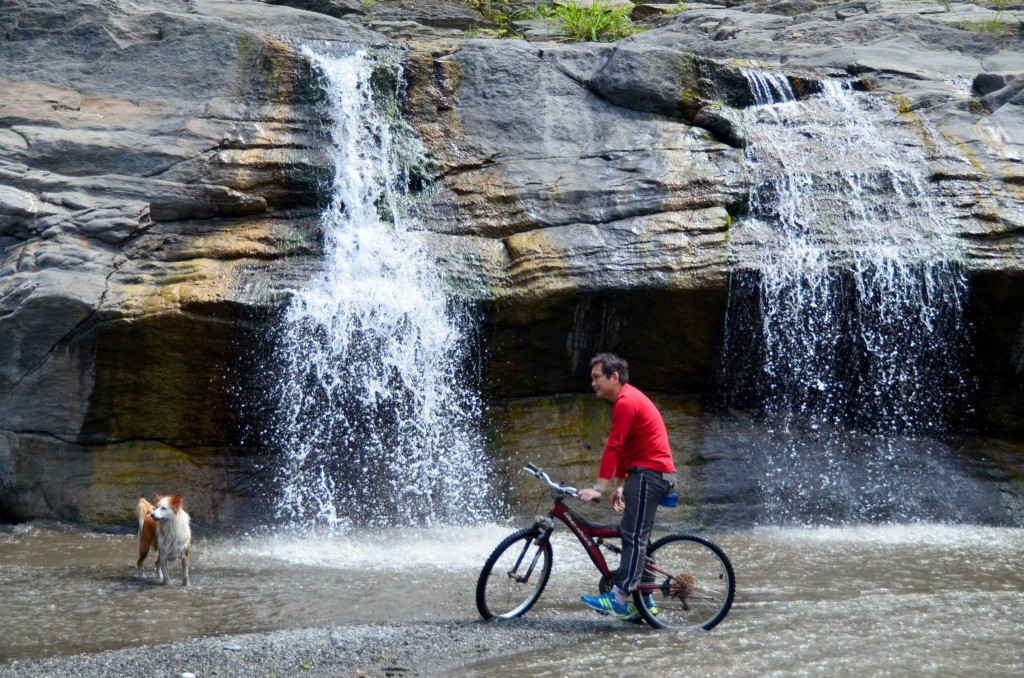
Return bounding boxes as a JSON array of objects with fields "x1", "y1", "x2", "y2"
[
  {"x1": 265, "y1": 49, "x2": 498, "y2": 528},
  {"x1": 719, "y1": 72, "x2": 975, "y2": 523}
]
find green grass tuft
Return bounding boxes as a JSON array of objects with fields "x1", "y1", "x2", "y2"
[{"x1": 545, "y1": 1, "x2": 635, "y2": 42}]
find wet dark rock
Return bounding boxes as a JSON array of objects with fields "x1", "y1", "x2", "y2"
[
  {"x1": 693, "y1": 104, "x2": 747, "y2": 148},
  {"x1": 589, "y1": 43, "x2": 756, "y2": 116},
  {"x1": 757, "y1": 0, "x2": 825, "y2": 15},
  {"x1": 263, "y1": 0, "x2": 367, "y2": 19},
  {"x1": 980, "y1": 75, "x2": 1024, "y2": 111},
  {"x1": 973, "y1": 71, "x2": 1009, "y2": 96},
  {"x1": 833, "y1": 0, "x2": 877, "y2": 20}
]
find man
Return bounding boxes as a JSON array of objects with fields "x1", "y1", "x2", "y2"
[{"x1": 577, "y1": 352, "x2": 677, "y2": 622}]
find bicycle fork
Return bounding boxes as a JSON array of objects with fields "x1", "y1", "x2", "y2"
[{"x1": 507, "y1": 517, "x2": 554, "y2": 583}]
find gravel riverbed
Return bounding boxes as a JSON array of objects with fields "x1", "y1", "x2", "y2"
[{"x1": 0, "y1": 616, "x2": 617, "y2": 677}]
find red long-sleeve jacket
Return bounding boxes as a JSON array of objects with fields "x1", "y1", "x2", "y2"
[{"x1": 598, "y1": 383, "x2": 676, "y2": 480}]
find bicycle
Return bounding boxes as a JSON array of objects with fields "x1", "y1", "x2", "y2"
[{"x1": 476, "y1": 463, "x2": 735, "y2": 630}]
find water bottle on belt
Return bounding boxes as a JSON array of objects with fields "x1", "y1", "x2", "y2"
[{"x1": 659, "y1": 492, "x2": 679, "y2": 507}]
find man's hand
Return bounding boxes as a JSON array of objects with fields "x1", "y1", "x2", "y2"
[
  {"x1": 611, "y1": 485, "x2": 625, "y2": 512},
  {"x1": 577, "y1": 488, "x2": 602, "y2": 502}
]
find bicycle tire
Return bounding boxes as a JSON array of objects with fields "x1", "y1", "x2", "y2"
[
  {"x1": 476, "y1": 526, "x2": 553, "y2": 620},
  {"x1": 633, "y1": 534, "x2": 735, "y2": 630}
]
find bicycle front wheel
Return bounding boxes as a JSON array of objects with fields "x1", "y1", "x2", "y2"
[
  {"x1": 634, "y1": 534, "x2": 735, "y2": 630},
  {"x1": 476, "y1": 526, "x2": 553, "y2": 620}
]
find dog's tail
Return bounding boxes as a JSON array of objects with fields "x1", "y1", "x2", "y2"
[{"x1": 137, "y1": 497, "x2": 154, "y2": 531}]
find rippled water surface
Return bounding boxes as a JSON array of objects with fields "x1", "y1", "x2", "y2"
[
  {"x1": 1, "y1": 522, "x2": 1022, "y2": 676},
  {"x1": 468, "y1": 525, "x2": 1024, "y2": 677}
]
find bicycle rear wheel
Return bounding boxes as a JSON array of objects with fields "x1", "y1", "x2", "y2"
[
  {"x1": 476, "y1": 526, "x2": 553, "y2": 620},
  {"x1": 634, "y1": 534, "x2": 735, "y2": 630}
]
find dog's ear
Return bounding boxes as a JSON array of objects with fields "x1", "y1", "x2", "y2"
[
  {"x1": 154, "y1": 494, "x2": 164, "y2": 503},
  {"x1": 170, "y1": 495, "x2": 184, "y2": 510}
]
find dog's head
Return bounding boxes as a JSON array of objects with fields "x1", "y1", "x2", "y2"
[{"x1": 150, "y1": 495, "x2": 185, "y2": 522}]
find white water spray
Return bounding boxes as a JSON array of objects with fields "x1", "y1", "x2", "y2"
[
  {"x1": 720, "y1": 72, "x2": 975, "y2": 523},
  {"x1": 267, "y1": 49, "x2": 498, "y2": 528}
]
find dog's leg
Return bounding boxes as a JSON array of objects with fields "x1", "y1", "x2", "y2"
[
  {"x1": 181, "y1": 554, "x2": 190, "y2": 587},
  {"x1": 157, "y1": 553, "x2": 170, "y2": 585},
  {"x1": 137, "y1": 499, "x2": 155, "y2": 579}
]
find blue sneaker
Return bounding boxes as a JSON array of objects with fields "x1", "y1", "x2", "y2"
[
  {"x1": 617, "y1": 602, "x2": 640, "y2": 622},
  {"x1": 581, "y1": 592, "x2": 633, "y2": 620},
  {"x1": 618, "y1": 596, "x2": 657, "y2": 622}
]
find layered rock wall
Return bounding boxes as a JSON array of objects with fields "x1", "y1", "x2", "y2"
[
  {"x1": 401, "y1": 1, "x2": 1024, "y2": 509},
  {"x1": 0, "y1": 0, "x2": 379, "y2": 523},
  {"x1": 1, "y1": 0, "x2": 1022, "y2": 525}
]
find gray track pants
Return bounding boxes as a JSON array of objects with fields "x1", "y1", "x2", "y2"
[{"x1": 616, "y1": 467, "x2": 675, "y2": 593}]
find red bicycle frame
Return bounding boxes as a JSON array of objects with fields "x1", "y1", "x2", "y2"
[
  {"x1": 534, "y1": 493, "x2": 679, "y2": 600},
  {"x1": 535, "y1": 495, "x2": 622, "y2": 581},
  {"x1": 519, "y1": 463, "x2": 678, "y2": 598},
  {"x1": 480, "y1": 464, "x2": 734, "y2": 630}
]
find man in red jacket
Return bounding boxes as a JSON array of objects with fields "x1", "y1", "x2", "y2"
[{"x1": 577, "y1": 352, "x2": 677, "y2": 622}]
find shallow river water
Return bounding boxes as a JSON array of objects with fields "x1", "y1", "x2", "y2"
[{"x1": 1, "y1": 521, "x2": 1021, "y2": 676}]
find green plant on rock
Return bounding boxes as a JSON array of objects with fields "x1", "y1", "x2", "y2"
[
  {"x1": 957, "y1": 18, "x2": 1014, "y2": 34},
  {"x1": 957, "y1": 0, "x2": 1017, "y2": 34},
  {"x1": 969, "y1": 97, "x2": 989, "y2": 115},
  {"x1": 476, "y1": 27, "x2": 524, "y2": 38},
  {"x1": 466, "y1": 0, "x2": 531, "y2": 38},
  {"x1": 545, "y1": 1, "x2": 636, "y2": 42}
]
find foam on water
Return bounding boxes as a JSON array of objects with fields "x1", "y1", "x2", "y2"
[
  {"x1": 223, "y1": 524, "x2": 511, "y2": 571},
  {"x1": 754, "y1": 523, "x2": 1024, "y2": 548},
  {"x1": 220, "y1": 525, "x2": 597, "y2": 573}
]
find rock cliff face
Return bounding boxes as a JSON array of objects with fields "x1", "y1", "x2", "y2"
[
  {"x1": 1, "y1": 0, "x2": 1022, "y2": 525},
  {"x1": 0, "y1": 0, "x2": 378, "y2": 522}
]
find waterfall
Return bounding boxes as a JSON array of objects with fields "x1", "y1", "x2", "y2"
[
  {"x1": 718, "y1": 71, "x2": 977, "y2": 523},
  {"x1": 264, "y1": 48, "x2": 498, "y2": 528}
]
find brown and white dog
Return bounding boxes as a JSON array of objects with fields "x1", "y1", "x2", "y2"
[{"x1": 136, "y1": 495, "x2": 191, "y2": 586}]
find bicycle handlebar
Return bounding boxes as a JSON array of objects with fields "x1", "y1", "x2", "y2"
[{"x1": 523, "y1": 464, "x2": 580, "y2": 498}]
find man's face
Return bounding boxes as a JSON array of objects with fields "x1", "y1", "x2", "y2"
[{"x1": 590, "y1": 365, "x2": 619, "y2": 401}]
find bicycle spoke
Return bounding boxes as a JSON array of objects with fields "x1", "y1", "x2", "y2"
[
  {"x1": 634, "y1": 535, "x2": 735, "y2": 630},
  {"x1": 477, "y1": 527, "x2": 553, "y2": 620}
]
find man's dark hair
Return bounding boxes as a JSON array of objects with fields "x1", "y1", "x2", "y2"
[{"x1": 590, "y1": 353, "x2": 629, "y2": 385}]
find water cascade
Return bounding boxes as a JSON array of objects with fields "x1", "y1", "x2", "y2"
[
  {"x1": 718, "y1": 72, "x2": 984, "y2": 524},
  {"x1": 264, "y1": 49, "x2": 497, "y2": 528}
]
